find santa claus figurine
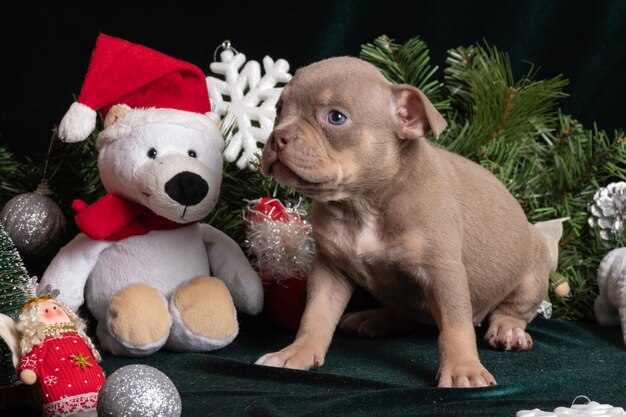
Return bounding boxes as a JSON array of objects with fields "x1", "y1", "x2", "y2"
[{"x1": 16, "y1": 287, "x2": 104, "y2": 416}]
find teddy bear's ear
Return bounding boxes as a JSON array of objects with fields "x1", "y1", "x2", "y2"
[{"x1": 104, "y1": 104, "x2": 131, "y2": 129}]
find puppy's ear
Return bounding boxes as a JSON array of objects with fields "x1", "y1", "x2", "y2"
[
  {"x1": 103, "y1": 104, "x2": 131, "y2": 129},
  {"x1": 390, "y1": 85, "x2": 447, "y2": 139}
]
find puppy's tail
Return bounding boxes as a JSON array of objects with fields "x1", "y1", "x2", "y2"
[
  {"x1": 0, "y1": 313, "x2": 20, "y2": 369},
  {"x1": 533, "y1": 217, "x2": 569, "y2": 273}
]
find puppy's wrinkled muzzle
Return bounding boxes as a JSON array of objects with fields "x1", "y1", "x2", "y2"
[
  {"x1": 261, "y1": 143, "x2": 277, "y2": 177},
  {"x1": 271, "y1": 129, "x2": 297, "y2": 151},
  {"x1": 262, "y1": 128, "x2": 296, "y2": 177}
]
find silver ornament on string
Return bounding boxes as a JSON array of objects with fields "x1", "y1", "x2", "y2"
[
  {"x1": 97, "y1": 364, "x2": 182, "y2": 417},
  {"x1": 0, "y1": 181, "x2": 66, "y2": 261},
  {"x1": 588, "y1": 181, "x2": 626, "y2": 246}
]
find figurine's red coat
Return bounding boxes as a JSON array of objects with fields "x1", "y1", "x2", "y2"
[{"x1": 18, "y1": 332, "x2": 105, "y2": 416}]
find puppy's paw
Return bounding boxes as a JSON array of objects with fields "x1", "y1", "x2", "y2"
[
  {"x1": 255, "y1": 342, "x2": 324, "y2": 370},
  {"x1": 484, "y1": 321, "x2": 533, "y2": 351},
  {"x1": 437, "y1": 359, "x2": 496, "y2": 388}
]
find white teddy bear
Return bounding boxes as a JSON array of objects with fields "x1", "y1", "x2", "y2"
[{"x1": 39, "y1": 34, "x2": 263, "y2": 356}]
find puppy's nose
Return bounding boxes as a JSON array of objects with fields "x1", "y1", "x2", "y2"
[
  {"x1": 271, "y1": 130, "x2": 296, "y2": 151},
  {"x1": 164, "y1": 171, "x2": 209, "y2": 206}
]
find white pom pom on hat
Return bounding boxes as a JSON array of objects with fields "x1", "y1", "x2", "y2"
[
  {"x1": 58, "y1": 102, "x2": 98, "y2": 143},
  {"x1": 57, "y1": 33, "x2": 212, "y2": 143}
]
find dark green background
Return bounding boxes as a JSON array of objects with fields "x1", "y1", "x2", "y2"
[{"x1": 1, "y1": 0, "x2": 624, "y2": 159}]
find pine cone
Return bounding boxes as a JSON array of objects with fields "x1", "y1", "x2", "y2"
[{"x1": 588, "y1": 182, "x2": 626, "y2": 244}]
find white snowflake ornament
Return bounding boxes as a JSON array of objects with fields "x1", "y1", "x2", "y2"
[{"x1": 206, "y1": 42, "x2": 292, "y2": 170}]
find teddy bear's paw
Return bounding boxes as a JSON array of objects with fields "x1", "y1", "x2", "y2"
[
  {"x1": 106, "y1": 284, "x2": 172, "y2": 354},
  {"x1": 167, "y1": 276, "x2": 238, "y2": 351}
]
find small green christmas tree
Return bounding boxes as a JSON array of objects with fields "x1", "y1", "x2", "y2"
[
  {"x1": 0, "y1": 224, "x2": 31, "y2": 386},
  {"x1": 0, "y1": 224, "x2": 31, "y2": 319}
]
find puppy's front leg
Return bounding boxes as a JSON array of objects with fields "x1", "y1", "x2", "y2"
[
  {"x1": 256, "y1": 263, "x2": 353, "y2": 370},
  {"x1": 425, "y1": 265, "x2": 497, "y2": 388}
]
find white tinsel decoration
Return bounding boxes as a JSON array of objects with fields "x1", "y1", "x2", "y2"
[
  {"x1": 588, "y1": 181, "x2": 626, "y2": 246},
  {"x1": 206, "y1": 43, "x2": 292, "y2": 170},
  {"x1": 244, "y1": 199, "x2": 314, "y2": 282}
]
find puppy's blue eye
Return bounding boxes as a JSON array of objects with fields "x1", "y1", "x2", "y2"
[{"x1": 327, "y1": 111, "x2": 347, "y2": 125}]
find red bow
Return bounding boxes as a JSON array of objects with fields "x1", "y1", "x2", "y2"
[{"x1": 73, "y1": 194, "x2": 191, "y2": 241}]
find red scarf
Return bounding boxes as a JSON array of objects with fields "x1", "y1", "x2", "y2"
[{"x1": 73, "y1": 194, "x2": 191, "y2": 241}]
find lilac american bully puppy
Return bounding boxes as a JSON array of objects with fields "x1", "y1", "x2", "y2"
[{"x1": 256, "y1": 56, "x2": 550, "y2": 388}]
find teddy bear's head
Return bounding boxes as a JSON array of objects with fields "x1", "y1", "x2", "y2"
[
  {"x1": 95, "y1": 104, "x2": 224, "y2": 223},
  {"x1": 55, "y1": 34, "x2": 226, "y2": 224}
]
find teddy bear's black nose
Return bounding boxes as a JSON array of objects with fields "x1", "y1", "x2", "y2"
[{"x1": 164, "y1": 171, "x2": 209, "y2": 206}]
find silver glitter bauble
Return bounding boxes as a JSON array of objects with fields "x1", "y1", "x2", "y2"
[
  {"x1": 0, "y1": 182, "x2": 66, "y2": 260},
  {"x1": 97, "y1": 365, "x2": 182, "y2": 417}
]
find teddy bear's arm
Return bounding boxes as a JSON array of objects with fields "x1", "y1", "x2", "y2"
[
  {"x1": 40, "y1": 233, "x2": 113, "y2": 311},
  {"x1": 199, "y1": 223, "x2": 263, "y2": 315}
]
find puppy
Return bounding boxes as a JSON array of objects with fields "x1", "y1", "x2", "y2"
[{"x1": 256, "y1": 56, "x2": 550, "y2": 388}]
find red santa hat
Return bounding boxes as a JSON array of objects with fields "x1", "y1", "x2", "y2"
[{"x1": 58, "y1": 33, "x2": 212, "y2": 143}]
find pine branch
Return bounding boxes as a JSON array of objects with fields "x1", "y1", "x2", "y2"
[
  {"x1": 519, "y1": 114, "x2": 626, "y2": 320},
  {"x1": 0, "y1": 146, "x2": 34, "y2": 203},
  {"x1": 444, "y1": 46, "x2": 479, "y2": 114},
  {"x1": 0, "y1": 146, "x2": 19, "y2": 185},
  {"x1": 441, "y1": 41, "x2": 568, "y2": 158},
  {"x1": 359, "y1": 35, "x2": 405, "y2": 84},
  {"x1": 0, "y1": 145, "x2": 19, "y2": 201},
  {"x1": 360, "y1": 35, "x2": 449, "y2": 111},
  {"x1": 46, "y1": 130, "x2": 105, "y2": 217}
]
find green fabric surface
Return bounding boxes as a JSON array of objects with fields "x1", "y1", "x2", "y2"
[
  {"x1": 94, "y1": 316, "x2": 624, "y2": 416},
  {"x1": 2, "y1": 316, "x2": 625, "y2": 415}
]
